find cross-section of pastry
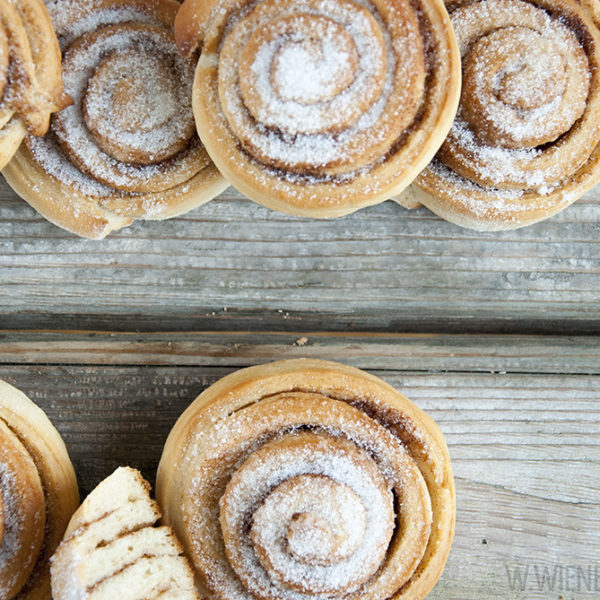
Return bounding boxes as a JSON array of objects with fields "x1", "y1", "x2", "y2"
[
  {"x1": 2, "y1": 0, "x2": 228, "y2": 239},
  {"x1": 157, "y1": 359, "x2": 455, "y2": 600},
  {"x1": 0, "y1": 379, "x2": 79, "y2": 600},
  {"x1": 175, "y1": 0, "x2": 460, "y2": 217},
  {"x1": 51, "y1": 467, "x2": 200, "y2": 600},
  {"x1": 398, "y1": 0, "x2": 600, "y2": 230},
  {"x1": 0, "y1": 0, "x2": 70, "y2": 169}
]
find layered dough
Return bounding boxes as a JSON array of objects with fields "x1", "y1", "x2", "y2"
[
  {"x1": 51, "y1": 467, "x2": 199, "y2": 600},
  {"x1": 157, "y1": 359, "x2": 455, "y2": 600},
  {"x1": 2, "y1": 0, "x2": 227, "y2": 239},
  {"x1": 0, "y1": 380, "x2": 79, "y2": 600},
  {"x1": 0, "y1": 0, "x2": 69, "y2": 169},
  {"x1": 176, "y1": 0, "x2": 460, "y2": 217},
  {"x1": 398, "y1": 0, "x2": 600, "y2": 230}
]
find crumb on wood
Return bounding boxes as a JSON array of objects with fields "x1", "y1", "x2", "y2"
[{"x1": 293, "y1": 337, "x2": 309, "y2": 347}]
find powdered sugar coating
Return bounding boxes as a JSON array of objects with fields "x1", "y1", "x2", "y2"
[
  {"x1": 216, "y1": 0, "x2": 424, "y2": 172},
  {"x1": 0, "y1": 425, "x2": 45, "y2": 600},
  {"x1": 47, "y1": 0, "x2": 167, "y2": 50},
  {"x1": 8, "y1": 0, "x2": 226, "y2": 236},
  {"x1": 222, "y1": 435, "x2": 394, "y2": 598},
  {"x1": 83, "y1": 47, "x2": 195, "y2": 164},
  {"x1": 415, "y1": 0, "x2": 600, "y2": 228},
  {"x1": 440, "y1": 0, "x2": 593, "y2": 188},
  {"x1": 54, "y1": 24, "x2": 200, "y2": 192},
  {"x1": 183, "y1": 393, "x2": 433, "y2": 600},
  {"x1": 0, "y1": 461, "x2": 21, "y2": 598},
  {"x1": 189, "y1": 0, "x2": 460, "y2": 213},
  {"x1": 236, "y1": 8, "x2": 387, "y2": 138}
]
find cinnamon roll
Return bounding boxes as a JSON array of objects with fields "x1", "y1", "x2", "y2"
[
  {"x1": 51, "y1": 467, "x2": 200, "y2": 600},
  {"x1": 0, "y1": 379, "x2": 79, "y2": 600},
  {"x1": 0, "y1": 0, "x2": 69, "y2": 169},
  {"x1": 2, "y1": 0, "x2": 228, "y2": 239},
  {"x1": 399, "y1": 0, "x2": 600, "y2": 230},
  {"x1": 175, "y1": 0, "x2": 460, "y2": 217},
  {"x1": 157, "y1": 359, "x2": 455, "y2": 600}
]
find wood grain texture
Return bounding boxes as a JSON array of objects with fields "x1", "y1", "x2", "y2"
[
  {"x1": 0, "y1": 331, "x2": 597, "y2": 600},
  {"x1": 1, "y1": 179, "x2": 599, "y2": 334},
  {"x1": 1, "y1": 330, "x2": 599, "y2": 373}
]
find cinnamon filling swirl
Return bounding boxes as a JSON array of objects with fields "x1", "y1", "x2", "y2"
[
  {"x1": 176, "y1": 0, "x2": 460, "y2": 216},
  {"x1": 157, "y1": 360, "x2": 455, "y2": 600},
  {"x1": 410, "y1": 0, "x2": 600, "y2": 230}
]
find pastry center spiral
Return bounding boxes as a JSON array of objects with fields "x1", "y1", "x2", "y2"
[
  {"x1": 219, "y1": 428, "x2": 400, "y2": 598},
  {"x1": 265, "y1": 17, "x2": 358, "y2": 105},
  {"x1": 90, "y1": 51, "x2": 178, "y2": 134},
  {"x1": 456, "y1": 1, "x2": 590, "y2": 150},
  {"x1": 215, "y1": 0, "x2": 430, "y2": 172},
  {"x1": 287, "y1": 512, "x2": 351, "y2": 564},
  {"x1": 234, "y1": 5, "x2": 385, "y2": 140},
  {"x1": 52, "y1": 22, "x2": 203, "y2": 190},
  {"x1": 79, "y1": 28, "x2": 196, "y2": 166},
  {"x1": 252, "y1": 474, "x2": 367, "y2": 568},
  {"x1": 488, "y1": 29, "x2": 566, "y2": 110}
]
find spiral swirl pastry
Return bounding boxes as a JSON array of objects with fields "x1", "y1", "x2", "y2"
[
  {"x1": 2, "y1": 0, "x2": 228, "y2": 239},
  {"x1": 0, "y1": 0, "x2": 69, "y2": 169},
  {"x1": 157, "y1": 359, "x2": 455, "y2": 600},
  {"x1": 174, "y1": 0, "x2": 460, "y2": 217},
  {"x1": 0, "y1": 379, "x2": 79, "y2": 600},
  {"x1": 404, "y1": 0, "x2": 600, "y2": 230}
]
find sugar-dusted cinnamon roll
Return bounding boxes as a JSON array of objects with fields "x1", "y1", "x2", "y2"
[
  {"x1": 2, "y1": 0, "x2": 227, "y2": 239},
  {"x1": 0, "y1": 379, "x2": 79, "y2": 600},
  {"x1": 0, "y1": 0, "x2": 70, "y2": 169},
  {"x1": 399, "y1": 0, "x2": 600, "y2": 230},
  {"x1": 51, "y1": 467, "x2": 200, "y2": 600},
  {"x1": 157, "y1": 359, "x2": 455, "y2": 600},
  {"x1": 175, "y1": 0, "x2": 460, "y2": 217}
]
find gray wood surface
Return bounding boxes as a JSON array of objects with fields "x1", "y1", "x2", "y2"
[
  {"x1": 1, "y1": 172, "x2": 600, "y2": 598},
  {"x1": 1, "y1": 178, "x2": 599, "y2": 334},
  {"x1": 0, "y1": 331, "x2": 597, "y2": 600}
]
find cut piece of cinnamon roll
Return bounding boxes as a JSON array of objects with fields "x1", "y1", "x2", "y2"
[
  {"x1": 0, "y1": 379, "x2": 79, "y2": 600},
  {"x1": 0, "y1": 0, "x2": 70, "y2": 169},
  {"x1": 2, "y1": 0, "x2": 227, "y2": 239},
  {"x1": 398, "y1": 0, "x2": 600, "y2": 230},
  {"x1": 157, "y1": 359, "x2": 455, "y2": 600},
  {"x1": 175, "y1": 0, "x2": 460, "y2": 217},
  {"x1": 50, "y1": 467, "x2": 200, "y2": 600}
]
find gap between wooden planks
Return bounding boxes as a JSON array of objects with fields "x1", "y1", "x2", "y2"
[
  {"x1": 0, "y1": 329, "x2": 599, "y2": 373},
  {"x1": 0, "y1": 330, "x2": 598, "y2": 599}
]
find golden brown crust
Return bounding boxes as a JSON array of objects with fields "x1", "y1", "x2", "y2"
[
  {"x1": 177, "y1": 0, "x2": 460, "y2": 217},
  {"x1": 157, "y1": 359, "x2": 455, "y2": 600},
  {"x1": 174, "y1": 0, "x2": 212, "y2": 57},
  {"x1": 0, "y1": 420, "x2": 46, "y2": 599},
  {"x1": 0, "y1": 0, "x2": 69, "y2": 169},
  {"x1": 2, "y1": 0, "x2": 228, "y2": 239},
  {"x1": 400, "y1": 0, "x2": 600, "y2": 231},
  {"x1": 0, "y1": 379, "x2": 79, "y2": 600}
]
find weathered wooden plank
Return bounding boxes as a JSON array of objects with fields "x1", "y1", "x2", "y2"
[
  {"x1": 0, "y1": 354, "x2": 597, "y2": 600},
  {"x1": 1, "y1": 179, "x2": 599, "y2": 334},
  {"x1": 0, "y1": 330, "x2": 599, "y2": 374}
]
